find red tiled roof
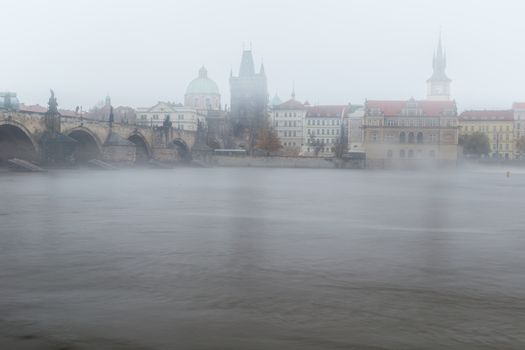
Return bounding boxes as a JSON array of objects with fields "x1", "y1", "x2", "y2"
[
  {"x1": 19, "y1": 104, "x2": 47, "y2": 114},
  {"x1": 459, "y1": 110, "x2": 513, "y2": 121},
  {"x1": 365, "y1": 99, "x2": 456, "y2": 117},
  {"x1": 306, "y1": 105, "x2": 347, "y2": 118},
  {"x1": 275, "y1": 99, "x2": 306, "y2": 110},
  {"x1": 19, "y1": 104, "x2": 80, "y2": 118},
  {"x1": 512, "y1": 102, "x2": 525, "y2": 109}
]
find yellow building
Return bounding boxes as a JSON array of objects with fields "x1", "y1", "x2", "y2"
[{"x1": 458, "y1": 110, "x2": 514, "y2": 159}]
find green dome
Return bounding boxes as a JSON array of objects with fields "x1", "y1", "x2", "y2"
[{"x1": 186, "y1": 66, "x2": 220, "y2": 95}]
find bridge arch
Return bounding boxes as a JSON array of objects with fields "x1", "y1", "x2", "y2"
[
  {"x1": 172, "y1": 138, "x2": 192, "y2": 162},
  {"x1": 0, "y1": 120, "x2": 39, "y2": 164},
  {"x1": 127, "y1": 131, "x2": 151, "y2": 163},
  {"x1": 65, "y1": 127, "x2": 103, "y2": 163}
]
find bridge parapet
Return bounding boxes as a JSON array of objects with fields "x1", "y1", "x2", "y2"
[{"x1": 1, "y1": 111, "x2": 197, "y2": 165}]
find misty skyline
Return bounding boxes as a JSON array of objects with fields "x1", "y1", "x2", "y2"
[{"x1": 2, "y1": 0, "x2": 525, "y2": 111}]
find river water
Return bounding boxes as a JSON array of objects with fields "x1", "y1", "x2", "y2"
[{"x1": 1, "y1": 167, "x2": 524, "y2": 350}]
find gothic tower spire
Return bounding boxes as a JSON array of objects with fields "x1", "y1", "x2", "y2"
[{"x1": 427, "y1": 32, "x2": 451, "y2": 101}]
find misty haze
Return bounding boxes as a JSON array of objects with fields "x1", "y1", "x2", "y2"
[{"x1": 1, "y1": 1, "x2": 525, "y2": 350}]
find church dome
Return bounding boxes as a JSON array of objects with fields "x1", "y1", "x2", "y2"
[{"x1": 185, "y1": 66, "x2": 220, "y2": 95}]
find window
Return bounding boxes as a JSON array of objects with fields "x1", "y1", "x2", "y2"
[
  {"x1": 429, "y1": 150, "x2": 436, "y2": 158},
  {"x1": 399, "y1": 132, "x2": 406, "y2": 143},
  {"x1": 408, "y1": 132, "x2": 415, "y2": 144},
  {"x1": 408, "y1": 150, "x2": 414, "y2": 158},
  {"x1": 400, "y1": 149, "x2": 406, "y2": 158},
  {"x1": 387, "y1": 150, "x2": 393, "y2": 158},
  {"x1": 417, "y1": 132, "x2": 423, "y2": 144}
]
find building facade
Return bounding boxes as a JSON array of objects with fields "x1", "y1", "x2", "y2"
[
  {"x1": 229, "y1": 49, "x2": 268, "y2": 126},
  {"x1": 513, "y1": 102, "x2": 525, "y2": 140},
  {"x1": 184, "y1": 66, "x2": 221, "y2": 112},
  {"x1": 269, "y1": 93, "x2": 307, "y2": 155},
  {"x1": 363, "y1": 99, "x2": 459, "y2": 167},
  {"x1": 136, "y1": 102, "x2": 204, "y2": 131},
  {"x1": 347, "y1": 106, "x2": 365, "y2": 152},
  {"x1": 303, "y1": 105, "x2": 347, "y2": 157},
  {"x1": 458, "y1": 110, "x2": 514, "y2": 159}
]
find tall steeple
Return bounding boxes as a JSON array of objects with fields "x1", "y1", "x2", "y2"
[
  {"x1": 427, "y1": 32, "x2": 451, "y2": 101},
  {"x1": 259, "y1": 63, "x2": 265, "y2": 76},
  {"x1": 239, "y1": 49, "x2": 255, "y2": 77},
  {"x1": 431, "y1": 32, "x2": 448, "y2": 81}
]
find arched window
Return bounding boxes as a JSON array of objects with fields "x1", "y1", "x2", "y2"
[
  {"x1": 408, "y1": 132, "x2": 415, "y2": 144},
  {"x1": 417, "y1": 132, "x2": 423, "y2": 144},
  {"x1": 399, "y1": 132, "x2": 406, "y2": 143},
  {"x1": 400, "y1": 149, "x2": 406, "y2": 158}
]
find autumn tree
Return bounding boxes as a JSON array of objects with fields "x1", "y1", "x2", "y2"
[
  {"x1": 459, "y1": 132, "x2": 491, "y2": 157},
  {"x1": 255, "y1": 121, "x2": 281, "y2": 156},
  {"x1": 516, "y1": 136, "x2": 525, "y2": 158},
  {"x1": 334, "y1": 123, "x2": 348, "y2": 158},
  {"x1": 307, "y1": 132, "x2": 324, "y2": 156}
]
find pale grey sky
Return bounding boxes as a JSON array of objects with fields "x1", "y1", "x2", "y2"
[{"x1": 2, "y1": 0, "x2": 524, "y2": 111}]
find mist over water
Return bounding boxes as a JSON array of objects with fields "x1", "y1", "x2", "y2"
[{"x1": 1, "y1": 168, "x2": 525, "y2": 349}]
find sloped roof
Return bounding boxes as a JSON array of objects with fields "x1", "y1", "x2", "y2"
[
  {"x1": 19, "y1": 104, "x2": 79, "y2": 117},
  {"x1": 274, "y1": 99, "x2": 306, "y2": 110},
  {"x1": 366, "y1": 99, "x2": 456, "y2": 117},
  {"x1": 306, "y1": 105, "x2": 347, "y2": 118},
  {"x1": 459, "y1": 110, "x2": 513, "y2": 121},
  {"x1": 512, "y1": 102, "x2": 525, "y2": 109}
]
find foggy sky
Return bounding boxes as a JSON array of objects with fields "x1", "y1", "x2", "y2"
[{"x1": 2, "y1": 0, "x2": 525, "y2": 111}]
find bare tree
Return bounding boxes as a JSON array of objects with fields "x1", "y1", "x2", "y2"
[{"x1": 256, "y1": 120, "x2": 281, "y2": 156}]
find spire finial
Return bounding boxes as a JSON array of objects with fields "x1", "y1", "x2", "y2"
[{"x1": 291, "y1": 81, "x2": 296, "y2": 99}]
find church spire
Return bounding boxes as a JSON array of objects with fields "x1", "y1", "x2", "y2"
[
  {"x1": 259, "y1": 63, "x2": 265, "y2": 76},
  {"x1": 239, "y1": 49, "x2": 255, "y2": 77},
  {"x1": 427, "y1": 32, "x2": 451, "y2": 101},
  {"x1": 430, "y1": 32, "x2": 449, "y2": 81}
]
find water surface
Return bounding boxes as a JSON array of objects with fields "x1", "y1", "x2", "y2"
[{"x1": 1, "y1": 167, "x2": 524, "y2": 349}]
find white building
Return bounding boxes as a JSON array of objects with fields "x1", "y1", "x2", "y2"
[
  {"x1": 347, "y1": 106, "x2": 365, "y2": 152},
  {"x1": 303, "y1": 105, "x2": 347, "y2": 157},
  {"x1": 269, "y1": 93, "x2": 307, "y2": 155},
  {"x1": 136, "y1": 102, "x2": 204, "y2": 131}
]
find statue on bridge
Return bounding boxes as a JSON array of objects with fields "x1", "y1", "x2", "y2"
[
  {"x1": 47, "y1": 89, "x2": 59, "y2": 116},
  {"x1": 42, "y1": 89, "x2": 77, "y2": 164}
]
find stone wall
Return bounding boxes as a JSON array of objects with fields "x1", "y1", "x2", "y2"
[
  {"x1": 103, "y1": 145, "x2": 136, "y2": 164},
  {"x1": 211, "y1": 156, "x2": 337, "y2": 169}
]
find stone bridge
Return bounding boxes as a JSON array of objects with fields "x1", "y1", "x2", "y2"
[{"x1": 0, "y1": 110, "x2": 197, "y2": 165}]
